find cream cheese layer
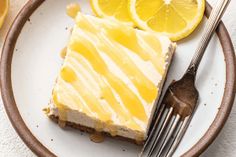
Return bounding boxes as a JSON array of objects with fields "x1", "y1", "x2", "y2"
[{"x1": 53, "y1": 13, "x2": 175, "y2": 132}]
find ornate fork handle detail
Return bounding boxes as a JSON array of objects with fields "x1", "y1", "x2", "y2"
[{"x1": 188, "y1": 0, "x2": 231, "y2": 75}]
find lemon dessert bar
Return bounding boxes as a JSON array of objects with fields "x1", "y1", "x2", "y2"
[{"x1": 46, "y1": 13, "x2": 176, "y2": 143}]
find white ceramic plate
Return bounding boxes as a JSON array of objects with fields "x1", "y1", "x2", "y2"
[{"x1": 1, "y1": 0, "x2": 235, "y2": 157}]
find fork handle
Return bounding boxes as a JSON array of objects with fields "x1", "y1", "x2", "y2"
[{"x1": 187, "y1": 0, "x2": 231, "y2": 75}]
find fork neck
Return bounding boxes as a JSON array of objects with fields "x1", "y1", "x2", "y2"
[{"x1": 185, "y1": 64, "x2": 197, "y2": 82}]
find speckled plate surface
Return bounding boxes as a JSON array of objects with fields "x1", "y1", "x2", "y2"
[{"x1": 1, "y1": 0, "x2": 235, "y2": 157}]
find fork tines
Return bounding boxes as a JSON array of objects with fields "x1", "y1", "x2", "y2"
[
  {"x1": 140, "y1": 103, "x2": 191, "y2": 157},
  {"x1": 140, "y1": 71, "x2": 198, "y2": 157}
]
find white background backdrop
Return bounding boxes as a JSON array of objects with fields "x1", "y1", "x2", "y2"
[{"x1": 0, "y1": 0, "x2": 235, "y2": 156}]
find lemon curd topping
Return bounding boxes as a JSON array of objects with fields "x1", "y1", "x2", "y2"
[
  {"x1": 66, "y1": 3, "x2": 81, "y2": 18},
  {"x1": 51, "y1": 13, "x2": 175, "y2": 138}
]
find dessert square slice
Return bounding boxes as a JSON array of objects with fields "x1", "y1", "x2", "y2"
[{"x1": 46, "y1": 13, "x2": 176, "y2": 144}]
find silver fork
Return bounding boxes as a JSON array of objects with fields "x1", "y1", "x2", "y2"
[{"x1": 140, "y1": 0, "x2": 231, "y2": 157}]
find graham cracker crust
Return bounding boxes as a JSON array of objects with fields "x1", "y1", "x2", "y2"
[{"x1": 49, "y1": 115, "x2": 144, "y2": 145}]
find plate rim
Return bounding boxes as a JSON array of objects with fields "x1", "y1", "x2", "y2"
[{"x1": 0, "y1": 0, "x2": 235, "y2": 157}]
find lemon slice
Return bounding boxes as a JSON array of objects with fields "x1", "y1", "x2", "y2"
[
  {"x1": 90, "y1": 0, "x2": 133, "y2": 25},
  {"x1": 0, "y1": 0, "x2": 9, "y2": 29},
  {"x1": 129, "y1": 0, "x2": 205, "y2": 41}
]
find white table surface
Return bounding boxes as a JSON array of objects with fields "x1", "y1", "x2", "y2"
[{"x1": 0, "y1": 0, "x2": 235, "y2": 157}]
